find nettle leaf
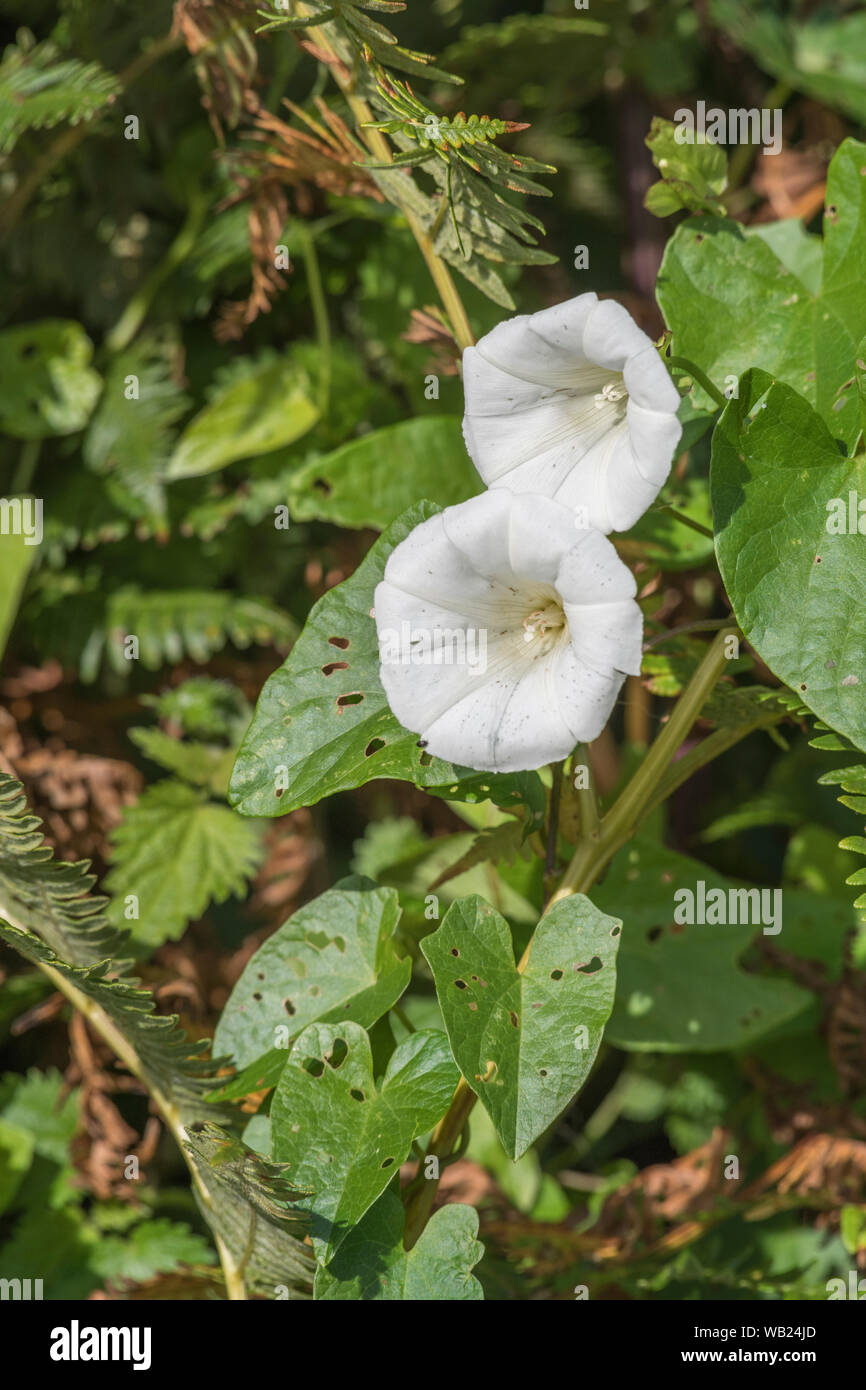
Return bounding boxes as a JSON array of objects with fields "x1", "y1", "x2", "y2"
[
  {"x1": 270, "y1": 1022, "x2": 459, "y2": 1260},
  {"x1": 0, "y1": 1068, "x2": 79, "y2": 1165},
  {"x1": 592, "y1": 837, "x2": 811, "y2": 1052},
  {"x1": 129, "y1": 727, "x2": 234, "y2": 796},
  {"x1": 90, "y1": 1218, "x2": 216, "y2": 1284},
  {"x1": 0, "y1": 1117, "x2": 34, "y2": 1216},
  {"x1": 712, "y1": 370, "x2": 866, "y2": 752},
  {"x1": 422, "y1": 894, "x2": 621, "y2": 1159},
  {"x1": 0, "y1": 320, "x2": 101, "y2": 438},
  {"x1": 213, "y1": 876, "x2": 411, "y2": 1074},
  {"x1": 645, "y1": 116, "x2": 727, "y2": 217},
  {"x1": 314, "y1": 1190, "x2": 483, "y2": 1301},
  {"x1": 104, "y1": 781, "x2": 264, "y2": 947},
  {"x1": 167, "y1": 356, "x2": 319, "y2": 479},
  {"x1": 83, "y1": 341, "x2": 190, "y2": 527},
  {"x1": 657, "y1": 138, "x2": 866, "y2": 449},
  {"x1": 229, "y1": 502, "x2": 544, "y2": 819},
  {"x1": 287, "y1": 417, "x2": 481, "y2": 530}
]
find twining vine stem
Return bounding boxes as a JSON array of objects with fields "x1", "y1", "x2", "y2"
[
  {"x1": 402, "y1": 625, "x2": 739, "y2": 1248},
  {"x1": 665, "y1": 354, "x2": 727, "y2": 410}
]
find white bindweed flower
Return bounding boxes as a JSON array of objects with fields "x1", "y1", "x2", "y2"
[
  {"x1": 373, "y1": 491, "x2": 642, "y2": 773},
  {"x1": 462, "y1": 292, "x2": 682, "y2": 534}
]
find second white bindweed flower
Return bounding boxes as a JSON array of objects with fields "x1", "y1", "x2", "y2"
[
  {"x1": 461, "y1": 291, "x2": 682, "y2": 534},
  {"x1": 374, "y1": 491, "x2": 642, "y2": 773}
]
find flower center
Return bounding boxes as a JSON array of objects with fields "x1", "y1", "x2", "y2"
[
  {"x1": 522, "y1": 602, "x2": 567, "y2": 656},
  {"x1": 593, "y1": 377, "x2": 628, "y2": 411}
]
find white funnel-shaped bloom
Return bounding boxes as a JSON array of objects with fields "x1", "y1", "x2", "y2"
[
  {"x1": 374, "y1": 491, "x2": 642, "y2": 773},
  {"x1": 462, "y1": 292, "x2": 682, "y2": 534}
]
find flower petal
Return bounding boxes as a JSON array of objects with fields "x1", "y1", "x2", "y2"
[
  {"x1": 374, "y1": 492, "x2": 644, "y2": 772},
  {"x1": 462, "y1": 293, "x2": 682, "y2": 534}
]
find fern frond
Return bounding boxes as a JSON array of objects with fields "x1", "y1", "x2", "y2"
[
  {"x1": 0, "y1": 771, "x2": 313, "y2": 1297},
  {"x1": 0, "y1": 917, "x2": 218, "y2": 1117},
  {"x1": 256, "y1": 1, "x2": 460, "y2": 84},
  {"x1": 30, "y1": 584, "x2": 297, "y2": 683},
  {"x1": 759, "y1": 693, "x2": 866, "y2": 923},
  {"x1": 183, "y1": 1125, "x2": 314, "y2": 1297},
  {"x1": 361, "y1": 70, "x2": 554, "y2": 297},
  {"x1": 0, "y1": 40, "x2": 121, "y2": 153}
]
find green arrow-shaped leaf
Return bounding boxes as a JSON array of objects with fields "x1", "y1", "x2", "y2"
[
  {"x1": 422, "y1": 894, "x2": 621, "y2": 1159},
  {"x1": 167, "y1": 356, "x2": 318, "y2": 479},
  {"x1": 271, "y1": 1022, "x2": 458, "y2": 1260},
  {"x1": 593, "y1": 837, "x2": 812, "y2": 1051},
  {"x1": 213, "y1": 876, "x2": 411, "y2": 1072},
  {"x1": 314, "y1": 1190, "x2": 483, "y2": 1300},
  {"x1": 287, "y1": 416, "x2": 481, "y2": 531}
]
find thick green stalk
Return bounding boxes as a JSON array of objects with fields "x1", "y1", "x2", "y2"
[
  {"x1": 403, "y1": 626, "x2": 739, "y2": 1246},
  {"x1": 549, "y1": 626, "x2": 738, "y2": 902}
]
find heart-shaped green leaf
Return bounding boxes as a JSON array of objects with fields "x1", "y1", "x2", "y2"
[
  {"x1": 712, "y1": 369, "x2": 866, "y2": 751},
  {"x1": 657, "y1": 138, "x2": 866, "y2": 449},
  {"x1": 213, "y1": 876, "x2": 410, "y2": 1072},
  {"x1": 270, "y1": 1022, "x2": 458, "y2": 1260},
  {"x1": 422, "y1": 894, "x2": 621, "y2": 1159},
  {"x1": 313, "y1": 1190, "x2": 483, "y2": 1300},
  {"x1": 287, "y1": 416, "x2": 481, "y2": 530},
  {"x1": 593, "y1": 837, "x2": 813, "y2": 1051}
]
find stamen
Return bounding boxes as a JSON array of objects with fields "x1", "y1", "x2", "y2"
[
  {"x1": 522, "y1": 605, "x2": 566, "y2": 646},
  {"x1": 593, "y1": 379, "x2": 628, "y2": 410}
]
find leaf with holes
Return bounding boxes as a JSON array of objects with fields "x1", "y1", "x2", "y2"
[
  {"x1": 287, "y1": 417, "x2": 481, "y2": 530},
  {"x1": 657, "y1": 138, "x2": 866, "y2": 448},
  {"x1": 228, "y1": 502, "x2": 545, "y2": 821},
  {"x1": 592, "y1": 837, "x2": 811, "y2": 1051},
  {"x1": 0, "y1": 320, "x2": 101, "y2": 438},
  {"x1": 314, "y1": 1190, "x2": 483, "y2": 1300},
  {"x1": 422, "y1": 894, "x2": 621, "y2": 1159},
  {"x1": 270, "y1": 1022, "x2": 459, "y2": 1260},
  {"x1": 712, "y1": 370, "x2": 866, "y2": 752},
  {"x1": 212, "y1": 876, "x2": 410, "y2": 1077}
]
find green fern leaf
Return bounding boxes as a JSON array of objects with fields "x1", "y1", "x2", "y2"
[
  {"x1": 0, "y1": 772, "x2": 313, "y2": 1297},
  {"x1": 0, "y1": 41, "x2": 121, "y2": 153},
  {"x1": 31, "y1": 585, "x2": 297, "y2": 683}
]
